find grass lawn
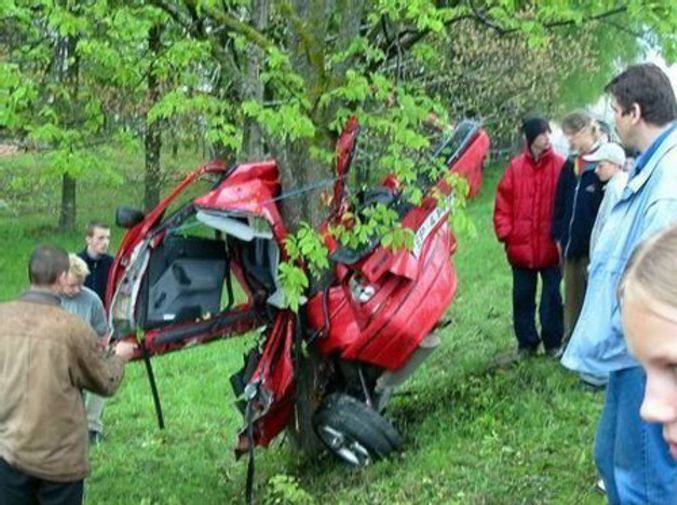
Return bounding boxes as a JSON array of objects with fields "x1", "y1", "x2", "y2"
[{"x1": 0, "y1": 153, "x2": 605, "y2": 504}]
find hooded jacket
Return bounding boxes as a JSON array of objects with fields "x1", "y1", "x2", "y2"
[{"x1": 494, "y1": 146, "x2": 565, "y2": 269}]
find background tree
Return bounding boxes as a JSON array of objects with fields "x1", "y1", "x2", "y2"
[{"x1": 3, "y1": 0, "x2": 674, "y2": 230}]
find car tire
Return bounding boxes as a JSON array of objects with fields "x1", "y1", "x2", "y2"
[{"x1": 312, "y1": 393, "x2": 402, "y2": 466}]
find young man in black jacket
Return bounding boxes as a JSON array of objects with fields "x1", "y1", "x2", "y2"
[{"x1": 77, "y1": 221, "x2": 114, "y2": 304}]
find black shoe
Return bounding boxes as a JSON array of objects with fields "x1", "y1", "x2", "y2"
[
  {"x1": 545, "y1": 347, "x2": 562, "y2": 359},
  {"x1": 88, "y1": 431, "x2": 103, "y2": 446},
  {"x1": 517, "y1": 347, "x2": 537, "y2": 360}
]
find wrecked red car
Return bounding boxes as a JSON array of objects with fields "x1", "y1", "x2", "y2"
[{"x1": 108, "y1": 118, "x2": 490, "y2": 466}]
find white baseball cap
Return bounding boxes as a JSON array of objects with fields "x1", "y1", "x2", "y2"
[{"x1": 583, "y1": 142, "x2": 626, "y2": 166}]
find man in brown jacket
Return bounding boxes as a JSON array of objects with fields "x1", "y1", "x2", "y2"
[{"x1": 0, "y1": 244, "x2": 136, "y2": 505}]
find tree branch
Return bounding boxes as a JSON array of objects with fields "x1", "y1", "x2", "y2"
[
  {"x1": 600, "y1": 18, "x2": 654, "y2": 45},
  {"x1": 377, "y1": 13, "x2": 473, "y2": 68},
  {"x1": 467, "y1": 0, "x2": 627, "y2": 35},
  {"x1": 148, "y1": 0, "x2": 194, "y2": 30},
  {"x1": 184, "y1": 0, "x2": 274, "y2": 50},
  {"x1": 468, "y1": 0, "x2": 507, "y2": 35},
  {"x1": 379, "y1": 1, "x2": 628, "y2": 66},
  {"x1": 540, "y1": 7, "x2": 627, "y2": 30}
]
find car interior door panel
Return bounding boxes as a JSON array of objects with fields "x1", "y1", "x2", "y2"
[{"x1": 139, "y1": 234, "x2": 227, "y2": 329}]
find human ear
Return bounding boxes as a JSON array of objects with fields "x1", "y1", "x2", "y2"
[
  {"x1": 630, "y1": 103, "x2": 642, "y2": 124},
  {"x1": 52, "y1": 272, "x2": 66, "y2": 293}
]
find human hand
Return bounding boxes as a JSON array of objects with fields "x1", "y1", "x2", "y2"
[{"x1": 113, "y1": 340, "x2": 138, "y2": 362}]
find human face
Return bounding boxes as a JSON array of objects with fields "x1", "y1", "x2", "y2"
[
  {"x1": 62, "y1": 272, "x2": 85, "y2": 298},
  {"x1": 624, "y1": 285, "x2": 677, "y2": 459},
  {"x1": 610, "y1": 96, "x2": 640, "y2": 150},
  {"x1": 563, "y1": 125, "x2": 596, "y2": 155},
  {"x1": 86, "y1": 226, "x2": 111, "y2": 257},
  {"x1": 594, "y1": 160, "x2": 621, "y2": 182},
  {"x1": 530, "y1": 132, "x2": 551, "y2": 155}
]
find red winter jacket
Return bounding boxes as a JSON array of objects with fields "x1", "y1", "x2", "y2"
[{"x1": 493, "y1": 146, "x2": 564, "y2": 269}]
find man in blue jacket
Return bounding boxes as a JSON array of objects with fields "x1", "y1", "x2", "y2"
[{"x1": 562, "y1": 63, "x2": 677, "y2": 504}]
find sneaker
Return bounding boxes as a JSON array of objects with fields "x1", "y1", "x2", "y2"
[{"x1": 88, "y1": 430, "x2": 103, "y2": 446}]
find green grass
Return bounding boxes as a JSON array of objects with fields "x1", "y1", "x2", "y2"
[{"x1": 0, "y1": 154, "x2": 605, "y2": 504}]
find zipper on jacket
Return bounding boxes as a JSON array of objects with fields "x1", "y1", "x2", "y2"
[
  {"x1": 564, "y1": 144, "x2": 600, "y2": 258},
  {"x1": 564, "y1": 170, "x2": 582, "y2": 258}
]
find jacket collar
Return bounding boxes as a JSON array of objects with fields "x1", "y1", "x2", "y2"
[
  {"x1": 19, "y1": 289, "x2": 62, "y2": 306},
  {"x1": 524, "y1": 145, "x2": 554, "y2": 166},
  {"x1": 80, "y1": 247, "x2": 98, "y2": 262},
  {"x1": 625, "y1": 126, "x2": 677, "y2": 196}
]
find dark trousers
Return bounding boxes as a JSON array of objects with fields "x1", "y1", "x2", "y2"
[
  {"x1": 511, "y1": 266, "x2": 563, "y2": 351},
  {"x1": 0, "y1": 458, "x2": 83, "y2": 505}
]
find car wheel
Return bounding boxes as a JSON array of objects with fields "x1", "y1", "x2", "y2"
[{"x1": 312, "y1": 393, "x2": 402, "y2": 466}]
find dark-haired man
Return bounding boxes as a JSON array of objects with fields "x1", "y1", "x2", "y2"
[
  {"x1": 0, "y1": 245, "x2": 136, "y2": 505},
  {"x1": 78, "y1": 221, "x2": 114, "y2": 304},
  {"x1": 562, "y1": 63, "x2": 677, "y2": 503},
  {"x1": 493, "y1": 117, "x2": 565, "y2": 358}
]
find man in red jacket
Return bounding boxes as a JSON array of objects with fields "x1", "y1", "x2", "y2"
[{"x1": 494, "y1": 118, "x2": 565, "y2": 357}]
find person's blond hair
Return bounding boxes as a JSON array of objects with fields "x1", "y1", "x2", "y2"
[
  {"x1": 621, "y1": 224, "x2": 677, "y2": 314},
  {"x1": 68, "y1": 253, "x2": 90, "y2": 280},
  {"x1": 561, "y1": 109, "x2": 600, "y2": 138}
]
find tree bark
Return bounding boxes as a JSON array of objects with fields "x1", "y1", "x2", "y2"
[
  {"x1": 144, "y1": 24, "x2": 163, "y2": 212},
  {"x1": 276, "y1": 0, "x2": 334, "y2": 231},
  {"x1": 287, "y1": 345, "x2": 329, "y2": 458},
  {"x1": 241, "y1": 0, "x2": 269, "y2": 161},
  {"x1": 58, "y1": 34, "x2": 79, "y2": 231},
  {"x1": 280, "y1": 0, "x2": 368, "y2": 457},
  {"x1": 59, "y1": 173, "x2": 76, "y2": 231}
]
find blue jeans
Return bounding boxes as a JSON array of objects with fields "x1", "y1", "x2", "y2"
[{"x1": 594, "y1": 367, "x2": 677, "y2": 504}]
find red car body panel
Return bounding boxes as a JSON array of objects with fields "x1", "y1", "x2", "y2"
[
  {"x1": 307, "y1": 223, "x2": 457, "y2": 370},
  {"x1": 239, "y1": 311, "x2": 296, "y2": 450},
  {"x1": 194, "y1": 160, "x2": 288, "y2": 243},
  {"x1": 450, "y1": 128, "x2": 490, "y2": 199}
]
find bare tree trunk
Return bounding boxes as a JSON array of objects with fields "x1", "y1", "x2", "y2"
[
  {"x1": 144, "y1": 24, "x2": 163, "y2": 211},
  {"x1": 276, "y1": 0, "x2": 334, "y2": 232},
  {"x1": 59, "y1": 174, "x2": 76, "y2": 230},
  {"x1": 287, "y1": 345, "x2": 329, "y2": 459},
  {"x1": 278, "y1": 0, "x2": 334, "y2": 458},
  {"x1": 241, "y1": 0, "x2": 269, "y2": 160},
  {"x1": 278, "y1": 0, "x2": 365, "y2": 231},
  {"x1": 58, "y1": 34, "x2": 79, "y2": 231}
]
